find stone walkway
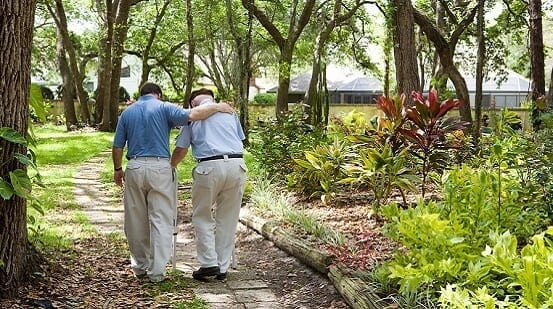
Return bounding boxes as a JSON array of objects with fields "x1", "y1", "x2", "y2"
[{"x1": 73, "y1": 152, "x2": 283, "y2": 308}]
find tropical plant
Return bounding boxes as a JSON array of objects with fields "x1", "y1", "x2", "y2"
[
  {"x1": 348, "y1": 94, "x2": 408, "y2": 155},
  {"x1": 440, "y1": 228, "x2": 553, "y2": 308},
  {"x1": 399, "y1": 90, "x2": 469, "y2": 197},
  {"x1": 341, "y1": 143, "x2": 417, "y2": 212},
  {"x1": 289, "y1": 137, "x2": 350, "y2": 202}
]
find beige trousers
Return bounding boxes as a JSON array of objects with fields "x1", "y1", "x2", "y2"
[
  {"x1": 123, "y1": 157, "x2": 177, "y2": 279},
  {"x1": 191, "y1": 158, "x2": 247, "y2": 273}
]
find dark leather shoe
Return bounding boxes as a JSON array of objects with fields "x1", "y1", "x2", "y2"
[
  {"x1": 192, "y1": 266, "x2": 220, "y2": 279},
  {"x1": 216, "y1": 272, "x2": 226, "y2": 280}
]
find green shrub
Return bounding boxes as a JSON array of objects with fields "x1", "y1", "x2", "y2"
[
  {"x1": 379, "y1": 162, "x2": 550, "y2": 302},
  {"x1": 289, "y1": 137, "x2": 350, "y2": 201},
  {"x1": 341, "y1": 143, "x2": 417, "y2": 211},
  {"x1": 253, "y1": 93, "x2": 276, "y2": 105},
  {"x1": 440, "y1": 229, "x2": 553, "y2": 308},
  {"x1": 247, "y1": 108, "x2": 328, "y2": 180}
]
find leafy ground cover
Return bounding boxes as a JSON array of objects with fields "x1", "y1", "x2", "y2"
[{"x1": 248, "y1": 94, "x2": 553, "y2": 307}]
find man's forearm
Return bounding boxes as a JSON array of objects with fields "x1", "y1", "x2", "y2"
[
  {"x1": 170, "y1": 147, "x2": 189, "y2": 168},
  {"x1": 112, "y1": 147, "x2": 124, "y2": 169},
  {"x1": 189, "y1": 103, "x2": 233, "y2": 121}
]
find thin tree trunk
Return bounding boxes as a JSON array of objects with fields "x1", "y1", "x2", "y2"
[
  {"x1": 184, "y1": 0, "x2": 195, "y2": 106},
  {"x1": 56, "y1": 30, "x2": 78, "y2": 130},
  {"x1": 547, "y1": 67, "x2": 553, "y2": 109},
  {"x1": 275, "y1": 46, "x2": 294, "y2": 117},
  {"x1": 52, "y1": 0, "x2": 91, "y2": 124},
  {"x1": 97, "y1": 1, "x2": 114, "y2": 131},
  {"x1": 474, "y1": 0, "x2": 485, "y2": 140},
  {"x1": 108, "y1": 0, "x2": 133, "y2": 131},
  {"x1": 242, "y1": 0, "x2": 316, "y2": 119},
  {"x1": 413, "y1": 6, "x2": 474, "y2": 125},
  {"x1": 529, "y1": 0, "x2": 546, "y2": 130},
  {"x1": 226, "y1": 0, "x2": 253, "y2": 143}
]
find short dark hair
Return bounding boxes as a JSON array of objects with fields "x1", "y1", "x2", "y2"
[
  {"x1": 140, "y1": 82, "x2": 162, "y2": 97},
  {"x1": 189, "y1": 88, "x2": 214, "y2": 105}
]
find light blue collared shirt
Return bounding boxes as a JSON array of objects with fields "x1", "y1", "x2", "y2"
[{"x1": 175, "y1": 99, "x2": 244, "y2": 159}]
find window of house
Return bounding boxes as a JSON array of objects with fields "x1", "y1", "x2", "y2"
[{"x1": 121, "y1": 66, "x2": 131, "y2": 78}]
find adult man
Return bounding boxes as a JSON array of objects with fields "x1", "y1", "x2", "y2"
[
  {"x1": 112, "y1": 82, "x2": 234, "y2": 283},
  {"x1": 170, "y1": 88, "x2": 247, "y2": 281}
]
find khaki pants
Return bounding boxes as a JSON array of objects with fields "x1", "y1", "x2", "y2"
[
  {"x1": 123, "y1": 157, "x2": 176, "y2": 279},
  {"x1": 192, "y1": 158, "x2": 247, "y2": 273}
]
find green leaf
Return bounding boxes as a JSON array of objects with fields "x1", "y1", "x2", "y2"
[
  {"x1": 305, "y1": 152, "x2": 321, "y2": 169},
  {"x1": 294, "y1": 159, "x2": 315, "y2": 169},
  {"x1": 0, "y1": 127, "x2": 27, "y2": 145},
  {"x1": 14, "y1": 153, "x2": 37, "y2": 170},
  {"x1": 0, "y1": 179, "x2": 14, "y2": 200},
  {"x1": 9, "y1": 169, "x2": 32, "y2": 199},
  {"x1": 29, "y1": 199, "x2": 44, "y2": 216},
  {"x1": 30, "y1": 83, "x2": 47, "y2": 122}
]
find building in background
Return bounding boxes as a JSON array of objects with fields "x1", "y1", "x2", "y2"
[{"x1": 267, "y1": 69, "x2": 531, "y2": 107}]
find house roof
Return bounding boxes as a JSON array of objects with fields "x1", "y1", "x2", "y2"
[
  {"x1": 267, "y1": 72, "x2": 382, "y2": 93},
  {"x1": 463, "y1": 71, "x2": 531, "y2": 93},
  {"x1": 334, "y1": 76, "x2": 383, "y2": 92},
  {"x1": 267, "y1": 70, "x2": 530, "y2": 94}
]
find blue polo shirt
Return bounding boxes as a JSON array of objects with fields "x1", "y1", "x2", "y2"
[
  {"x1": 175, "y1": 99, "x2": 244, "y2": 159},
  {"x1": 113, "y1": 94, "x2": 190, "y2": 159}
]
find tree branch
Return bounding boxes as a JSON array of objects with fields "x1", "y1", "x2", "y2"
[{"x1": 241, "y1": 0, "x2": 286, "y2": 48}]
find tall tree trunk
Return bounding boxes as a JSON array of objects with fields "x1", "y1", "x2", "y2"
[
  {"x1": 304, "y1": 49, "x2": 322, "y2": 123},
  {"x1": 275, "y1": 46, "x2": 294, "y2": 117},
  {"x1": 0, "y1": 0, "x2": 40, "y2": 298},
  {"x1": 473, "y1": 0, "x2": 485, "y2": 139},
  {"x1": 547, "y1": 67, "x2": 553, "y2": 109},
  {"x1": 138, "y1": 0, "x2": 172, "y2": 89},
  {"x1": 413, "y1": 6, "x2": 475, "y2": 125},
  {"x1": 529, "y1": 0, "x2": 546, "y2": 130},
  {"x1": 184, "y1": 0, "x2": 195, "y2": 106},
  {"x1": 430, "y1": 0, "x2": 446, "y2": 93},
  {"x1": 97, "y1": 1, "x2": 114, "y2": 131},
  {"x1": 56, "y1": 29, "x2": 78, "y2": 130},
  {"x1": 391, "y1": 0, "x2": 421, "y2": 97},
  {"x1": 96, "y1": 0, "x2": 144, "y2": 131},
  {"x1": 52, "y1": 0, "x2": 91, "y2": 124},
  {"x1": 226, "y1": 0, "x2": 253, "y2": 143},
  {"x1": 243, "y1": 0, "x2": 316, "y2": 119},
  {"x1": 108, "y1": 0, "x2": 133, "y2": 131}
]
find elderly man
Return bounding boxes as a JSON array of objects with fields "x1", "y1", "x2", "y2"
[
  {"x1": 170, "y1": 88, "x2": 247, "y2": 281},
  {"x1": 112, "y1": 83, "x2": 234, "y2": 283}
]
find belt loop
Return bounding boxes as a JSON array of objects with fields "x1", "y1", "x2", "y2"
[{"x1": 223, "y1": 154, "x2": 229, "y2": 161}]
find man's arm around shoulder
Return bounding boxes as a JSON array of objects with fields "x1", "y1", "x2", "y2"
[{"x1": 189, "y1": 103, "x2": 234, "y2": 121}]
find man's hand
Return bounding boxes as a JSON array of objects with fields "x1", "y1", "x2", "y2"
[
  {"x1": 217, "y1": 102, "x2": 235, "y2": 114},
  {"x1": 114, "y1": 170, "x2": 124, "y2": 187}
]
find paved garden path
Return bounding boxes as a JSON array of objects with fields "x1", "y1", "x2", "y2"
[{"x1": 73, "y1": 152, "x2": 292, "y2": 308}]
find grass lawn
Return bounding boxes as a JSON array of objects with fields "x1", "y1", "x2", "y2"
[{"x1": 29, "y1": 124, "x2": 115, "y2": 249}]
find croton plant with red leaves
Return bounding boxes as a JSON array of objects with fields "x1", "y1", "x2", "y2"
[{"x1": 374, "y1": 89, "x2": 470, "y2": 197}]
